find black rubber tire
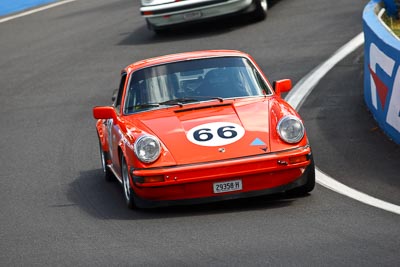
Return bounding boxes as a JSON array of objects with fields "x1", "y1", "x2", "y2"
[
  {"x1": 287, "y1": 156, "x2": 316, "y2": 196},
  {"x1": 99, "y1": 140, "x2": 114, "y2": 182},
  {"x1": 146, "y1": 18, "x2": 166, "y2": 34},
  {"x1": 121, "y1": 157, "x2": 136, "y2": 209},
  {"x1": 252, "y1": 0, "x2": 268, "y2": 21}
]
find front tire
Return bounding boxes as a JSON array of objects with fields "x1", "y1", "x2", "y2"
[
  {"x1": 121, "y1": 157, "x2": 136, "y2": 209},
  {"x1": 287, "y1": 156, "x2": 316, "y2": 196},
  {"x1": 146, "y1": 18, "x2": 166, "y2": 34},
  {"x1": 252, "y1": 0, "x2": 268, "y2": 21}
]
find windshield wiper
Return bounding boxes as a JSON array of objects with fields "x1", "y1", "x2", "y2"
[
  {"x1": 208, "y1": 97, "x2": 224, "y2": 102},
  {"x1": 159, "y1": 96, "x2": 224, "y2": 106},
  {"x1": 126, "y1": 103, "x2": 160, "y2": 112},
  {"x1": 158, "y1": 98, "x2": 200, "y2": 106}
]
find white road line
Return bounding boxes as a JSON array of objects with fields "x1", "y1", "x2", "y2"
[
  {"x1": 0, "y1": 0, "x2": 77, "y2": 24},
  {"x1": 286, "y1": 33, "x2": 400, "y2": 215},
  {"x1": 286, "y1": 32, "x2": 365, "y2": 110},
  {"x1": 317, "y1": 168, "x2": 400, "y2": 215}
]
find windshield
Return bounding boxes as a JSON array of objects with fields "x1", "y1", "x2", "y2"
[{"x1": 124, "y1": 57, "x2": 271, "y2": 114}]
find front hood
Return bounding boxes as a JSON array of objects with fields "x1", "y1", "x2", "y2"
[{"x1": 130, "y1": 99, "x2": 272, "y2": 165}]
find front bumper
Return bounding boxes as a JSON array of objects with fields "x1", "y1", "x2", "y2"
[
  {"x1": 141, "y1": 0, "x2": 254, "y2": 29},
  {"x1": 129, "y1": 146, "x2": 312, "y2": 208}
]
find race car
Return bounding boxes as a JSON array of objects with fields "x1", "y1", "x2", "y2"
[
  {"x1": 140, "y1": 0, "x2": 269, "y2": 32},
  {"x1": 93, "y1": 50, "x2": 315, "y2": 209}
]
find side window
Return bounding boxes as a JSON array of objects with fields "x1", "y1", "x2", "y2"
[
  {"x1": 114, "y1": 72, "x2": 127, "y2": 113},
  {"x1": 254, "y1": 70, "x2": 270, "y2": 94}
]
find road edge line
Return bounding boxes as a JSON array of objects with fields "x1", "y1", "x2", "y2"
[
  {"x1": 317, "y1": 168, "x2": 400, "y2": 214},
  {"x1": 286, "y1": 32, "x2": 400, "y2": 215},
  {"x1": 286, "y1": 32, "x2": 365, "y2": 110},
  {"x1": 0, "y1": 0, "x2": 77, "y2": 24}
]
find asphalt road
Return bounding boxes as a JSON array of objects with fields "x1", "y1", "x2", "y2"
[{"x1": 1, "y1": 0, "x2": 399, "y2": 266}]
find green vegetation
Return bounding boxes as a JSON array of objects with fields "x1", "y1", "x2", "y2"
[{"x1": 381, "y1": 12, "x2": 400, "y2": 38}]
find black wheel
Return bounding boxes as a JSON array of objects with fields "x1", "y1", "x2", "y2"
[
  {"x1": 252, "y1": 0, "x2": 268, "y2": 21},
  {"x1": 99, "y1": 140, "x2": 114, "y2": 182},
  {"x1": 287, "y1": 156, "x2": 316, "y2": 196},
  {"x1": 146, "y1": 18, "x2": 166, "y2": 34},
  {"x1": 121, "y1": 157, "x2": 136, "y2": 209}
]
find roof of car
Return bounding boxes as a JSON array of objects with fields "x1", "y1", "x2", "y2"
[{"x1": 125, "y1": 50, "x2": 250, "y2": 72}]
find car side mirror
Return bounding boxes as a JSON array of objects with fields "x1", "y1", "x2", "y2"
[
  {"x1": 93, "y1": 106, "x2": 117, "y2": 121},
  {"x1": 273, "y1": 79, "x2": 292, "y2": 97}
]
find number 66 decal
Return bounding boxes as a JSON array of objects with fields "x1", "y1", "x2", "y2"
[{"x1": 186, "y1": 122, "x2": 245, "y2": 146}]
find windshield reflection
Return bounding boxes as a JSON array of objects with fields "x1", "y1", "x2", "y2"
[{"x1": 124, "y1": 57, "x2": 271, "y2": 114}]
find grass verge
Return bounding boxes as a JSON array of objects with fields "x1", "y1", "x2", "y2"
[{"x1": 381, "y1": 12, "x2": 400, "y2": 38}]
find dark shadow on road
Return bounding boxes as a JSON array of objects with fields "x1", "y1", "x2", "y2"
[{"x1": 118, "y1": 14, "x2": 257, "y2": 45}]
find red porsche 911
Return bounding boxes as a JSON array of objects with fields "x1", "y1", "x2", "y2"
[{"x1": 93, "y1": 50, "x2": 315, "y2": 209}]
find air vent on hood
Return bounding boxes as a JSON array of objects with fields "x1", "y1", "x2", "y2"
[{"x1": 174, "y1": 103, "x2": 232, "y2": 113}]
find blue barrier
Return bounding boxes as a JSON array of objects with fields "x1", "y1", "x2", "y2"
[
  {"x1": 0, "y1": 0, "x2": 57, "y2": 16},
  {"x1": 382, "y1": 0, "x2": 399, "y2": 18},
  {"x1": 363, "y1": 0, "x2": 400, "y2": 144}
]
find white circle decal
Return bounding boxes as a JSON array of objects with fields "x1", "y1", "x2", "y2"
[{"x1": 186, "y1": 122, "x2": 245, "y2": 147}]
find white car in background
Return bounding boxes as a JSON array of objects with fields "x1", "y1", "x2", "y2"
[{"x1": 140, "y1": 0, "x2": 268, "y2": 32}]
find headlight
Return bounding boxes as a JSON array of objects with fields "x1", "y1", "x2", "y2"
[
  {"x1": 134, "y1": 135, "x2": 161, "y2": 163},
  {"x1": 277, "y1": 115, "x2": 305, "y2": 143}
]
